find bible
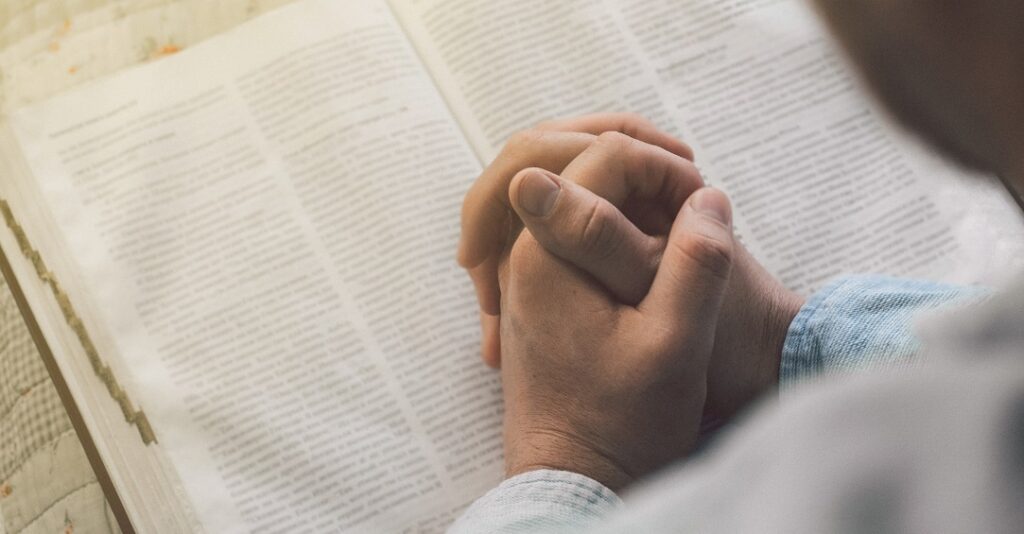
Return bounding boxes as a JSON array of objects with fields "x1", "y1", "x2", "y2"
[{"x1": 1, "y1": 0, "x2": 1021, "y2": 532}]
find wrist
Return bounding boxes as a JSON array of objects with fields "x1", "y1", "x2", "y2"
[
  {"x1": 738, "y1": 247, "x2": 804, "y2": 393},
  {"x1": 705, "y1": 247, "x2": 804, "y2": 420},
  {"x1": 760, "y1": 284, "x2": 805, "y2": 385}
]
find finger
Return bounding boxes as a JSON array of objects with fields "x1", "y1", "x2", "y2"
[
  {"x1": 642, "y1": 188, "x2": 734, "y2": 327},
  {"x1": 466, "y1": 255, "x2": 502, "y2": 319},
  {"x1": 458, "y1": 130, "x2": 597, "y2": 279},
  {"x1": 461, "y1": 131, "x2": 596, "y2": 367},
  {"x1": 504, "y1": 232, "x2": 618, "y2": 314},
  {"x1": 539, "y1": 114, "x2": 694, "y2": 236},
  {"x1": 458, "y1": 119, "x2": 695, "y2": 367},
  {"x1": 509, "y1": 168, "x2": 662, "y2": 305},
  {"x1": 536, "y1": 113, "x2": 695, "y2": 161},
  {"x1": 480, "y1": 311, "x2": 501, "y2": 369},
  {"x1": 459, "y1": 119, "x2": 692, "y2": 274},
  {"x1": 562, "y1": 131, "x2": 705, "y2": 224},
  {"x1": 467, "y1": 255, "x2": 503, "y2": 367}
]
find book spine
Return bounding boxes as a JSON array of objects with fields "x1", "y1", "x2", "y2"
[{"x1": 0, "y1": 198, "x2": 156, "y2": 445}]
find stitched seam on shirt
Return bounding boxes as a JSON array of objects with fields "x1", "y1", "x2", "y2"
[
  {"x1": 782, "y1": 277, "x2": 852, "y2": 382},
  {"x1": 512, "y1": 479, "x2": 614, "y2": 504},
  {"x1": 504, "y1": 477, "x2": 618, "y2": 507},
  {"x1": 515, "y1": 487, "x2": 616, "y2": 508}
]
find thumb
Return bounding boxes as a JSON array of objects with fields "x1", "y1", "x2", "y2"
[
  {"x1": 642, "y1": 187, "x2": 734, "y2": 323},
  {"x1": 509, "y1": 168, "x2": 662, "y2": 305}
]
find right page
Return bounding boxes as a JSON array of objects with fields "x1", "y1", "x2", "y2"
[{"x1": 394, "y1": 0, "x2": 1024, "y2": 293}]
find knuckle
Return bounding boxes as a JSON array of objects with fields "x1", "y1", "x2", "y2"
[
  {"x1": 618, "y1": 112, "x2": 654, "y2": 132},
  {"x1": 508, "y1": 234, "x2": 547, "y2": 276},
  {"x1": 673, "y1": 234, "x2": 734, "y2": 281},
  {"x1": 578, "y1": 200, "x2": 621, "y2": 260},
  {"x1": 594, "y1": 130, "x2": 635, "y2": 151}
]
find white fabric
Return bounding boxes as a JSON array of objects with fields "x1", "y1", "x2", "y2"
[{"x1": 452, "y1": 275, "x2": 1024, "y2": 533}]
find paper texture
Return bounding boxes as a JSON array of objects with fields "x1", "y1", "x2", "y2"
[
  {"x1": 6, "y1": 1, "x2": 497, "y2": 531},
  {"x1": 2, "y1": 0, "x2": 1023, "y2": 533},
  {"x1": 1, "y1": 1, "x2": 297, "y2": 532},
  {"x1": 396, "y1": 0, "x2": 1024, "y2": 291}
]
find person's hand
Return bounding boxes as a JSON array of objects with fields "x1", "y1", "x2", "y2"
[
  {"x1": 513, "y1": 179, "x2": 804, "y2": 424},
  {"x1": 457, "y1": 114, "x2": 697, "y2": 368},
  {"x1": 459, "y1": 115, "x2": 804, "y2": 423},
  {"x1": 498, "y1": 186, "x2": 735, "y2": 490}
]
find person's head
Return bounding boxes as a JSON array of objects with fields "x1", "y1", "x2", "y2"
[{"x1": 813, "y1": 0, "x2": 1024, "y2": 182}]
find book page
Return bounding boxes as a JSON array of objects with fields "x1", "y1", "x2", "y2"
[
  {"x1": 1, "y1": 3, "x2": 301, "y2": 532},
  {"x1": 393, "y1": 0, "x2": 1024, "y2": 292},
  {"x1": 3, "y1": 0, "x2": 500, "y2": 532},
  {"x1": 391, "y1": 0, "x2": 685, "y2": 162}
]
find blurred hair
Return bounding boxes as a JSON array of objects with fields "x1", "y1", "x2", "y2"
[{"x1": 813, "y1": 0, "x2": 1024, "y2": 175}]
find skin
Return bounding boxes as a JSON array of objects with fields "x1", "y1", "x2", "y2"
[
  {"x1": 458, "y1": 1, "x2": 1024, "y2": 489},
  {"x1": 500, "y1": 185, "x2": 735, "y2": 489},
  {"x1": 459, "y1": 118, "x2": 804, "y2": 429}
]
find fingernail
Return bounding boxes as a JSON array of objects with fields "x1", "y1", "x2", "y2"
[
  {"x1": 690, "y1": 188, "x2": 732, "y2": 226},
  {"x1": 518, "y1": 171, "x2": 560, "y2": 217}
]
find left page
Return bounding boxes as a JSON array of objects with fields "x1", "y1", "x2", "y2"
[
  {"x1": 2, "y1": 0, "x2": 501, "y2": 531},
  {"x1": 1, "y1": 3, "x2": 297, "y2": 532}
]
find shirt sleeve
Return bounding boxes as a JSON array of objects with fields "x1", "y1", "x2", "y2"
[
  {"x1": 448, "y1": 276, "x2": 988, "y2": 534},
  {"x1": 447, "y1": 470, "x2": 621, "y2": 534},
  {"x1": 779, "y1": 275, "x2": 987, "y2": 387}
]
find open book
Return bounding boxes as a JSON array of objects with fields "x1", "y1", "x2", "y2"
[{"x1": 2, "y1": 0, "x2": 1021, "y2": 532}]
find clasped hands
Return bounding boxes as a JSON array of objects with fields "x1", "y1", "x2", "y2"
[{"x1": 458, "y1": 114, "x2": 804, "y2": 491}]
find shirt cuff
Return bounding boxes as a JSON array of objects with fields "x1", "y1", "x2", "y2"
[
  {"x1": 448, "y1": 470, "x2": 622, "y2": 534},
  {"x1": 779, "y1": 275, "x2": 987, "y2": 389}
]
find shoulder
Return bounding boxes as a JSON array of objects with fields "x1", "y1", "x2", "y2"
[{"x1": 602, "y1": 358, "x2": 1024, "y2": 534}]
